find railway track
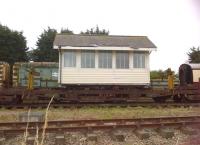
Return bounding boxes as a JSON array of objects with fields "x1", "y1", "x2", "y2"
[
  {"x1": 0, "y1": 115, "x2": 200, "y2": 134},
  {"x1": 1, "y1": 102, "x2": 200, "y2": 109}
]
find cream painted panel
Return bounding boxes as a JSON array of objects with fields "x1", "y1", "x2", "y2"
[
  {"x1": 61, "y1": 68, "x2": 150, "y2": 84},
  {"x1": 193, "y1": 70, "x2": 200, "y2": 82},
  {"x1": 59, "y1": 49, "x2": 151, "y2": 85}
]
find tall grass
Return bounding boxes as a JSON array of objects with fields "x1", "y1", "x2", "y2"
[
  {"x1": 21, "y1": 96, "x2": 54, "y2": 145},
  {"x1": 21, "y1": 108, "x2": 31, "y2": 145},
  {"x1": 39, "y1": 96, "x2": 54, "y2": 145},
  {"x1": 34, "y1": 126, "x2": 39, "y2": 145}
]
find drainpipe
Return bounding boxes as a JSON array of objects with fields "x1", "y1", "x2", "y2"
[{"x1": 58, "y1": 46, "x2": 62, "y2": 86}]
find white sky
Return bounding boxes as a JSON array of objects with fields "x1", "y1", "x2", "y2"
[{"x1": 0, "y1": 0, "x2": 200, "y2": 71}]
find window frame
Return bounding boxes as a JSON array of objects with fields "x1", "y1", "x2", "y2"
[
  {"x1": 98, "y1": 51, "x2": 112, "y2": 69},
  {"x1": 81, "y1": 50, "x2": 95, "y2": 68},
  {"x1": 116, "y1": 51, "x2": 129, "y2": 69},
  {"x1": 63, "y1": 50, "x2": 76, "y2": 68},
  {"x1": 133, "y1": 52, "x2": 146, "y2": 68}
]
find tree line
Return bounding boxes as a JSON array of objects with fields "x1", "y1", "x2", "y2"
[{"x1": 0, "y1": 24, "x2": 109, "y2": 64}]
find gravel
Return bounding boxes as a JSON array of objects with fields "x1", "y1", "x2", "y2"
[{"x1": 1, "y1": 128, "x2": 196, "y2": 145}]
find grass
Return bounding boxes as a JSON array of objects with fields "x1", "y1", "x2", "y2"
[
  {"x1": 20, "y1": 96, "x2": 55, "y2": 145},
  {"x1": 2, "y1": 105, "x2": 198, "y2": 145},
  {"x1": 0, "y1": 106, "x2": 199, "y2": 122},
  {"x1": 36, "y1": 106, "x2": 200, "y2": 120}
]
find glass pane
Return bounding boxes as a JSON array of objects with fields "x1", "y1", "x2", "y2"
[
  {"x1": 133, "y1": 52, "x2": 146, "y2": 68},
  {"x1": 98, "y1": 51, "x2": 112, "y2": 68},
  {"x1": 116, "y1": 52, "x2": 129, "y2": 69},
  {"x1": 116, "y1": 53, "x2": 120, "y2": 68},
  {"x1": 81, "y1": 50, "x2": 95, "y2": 68},
  {"x1": 64, "y1": 51, "x2": 76, "y2": 67}
]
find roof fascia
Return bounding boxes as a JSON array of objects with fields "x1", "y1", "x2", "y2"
[{"x1": 54, "y1": 46, "x2": 156, "y2": 51}]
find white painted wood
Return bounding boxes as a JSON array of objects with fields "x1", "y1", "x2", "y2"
[
  {"x1": 59, "y1": 50, "x2": 151, "y2": 85},
  {"x1": 54, "y1": 46, "x2": 156, "y2": 51},
  {"x1": 95, "y1": 50, "x2": 98, "y2": 68},
  {"x1": 193, "y1": 70, "x2": 200, "y2": 82},
  {"x1": 112, "y1": 51, "x2": 116, "y2": 69},
  {"x1": 61, "y1": 68, "x2": 150, "y2": 85},
  {"x1": 129, "y1": 52, "x2": 133, "y2": 69}
]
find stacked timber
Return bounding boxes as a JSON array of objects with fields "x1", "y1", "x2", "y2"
[
  {"x1": 12, "y1": 63, "x2": 20, "y2": 87},
  {"x1": 0, "y1": 62, "x2": 10, "y2": 88}
]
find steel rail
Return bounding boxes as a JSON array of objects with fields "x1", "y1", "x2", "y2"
[
  {"x1": 2, "y1": 122, "x2": 200, "y2": 134},
  {"x1": 1, "y1": 102, "x2": 200, "y2": 109},
  {"x1": 0, "y1": 116, "x2": 200, "y2": 134}
]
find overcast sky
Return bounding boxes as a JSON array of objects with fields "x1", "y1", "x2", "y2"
[{"x1": 0, "y1": 0, "x2": 200, "y2": 71}]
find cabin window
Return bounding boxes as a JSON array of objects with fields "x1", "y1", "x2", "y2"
[
  {"x1": 63, "y1": 51, "x2": 76, "y2": 67},
  {"x1": 116, "y1": 52, "x2": 129, "y2": 69},
  {"x1": 133, "y1": 52, "x2": 146, "y2": 68},
  {"x1": 81, "y1": 50, "x2": 95, "y2": 68},
  {"x1": 98, "y1": 51, "x2": 112, "y2": 68}
]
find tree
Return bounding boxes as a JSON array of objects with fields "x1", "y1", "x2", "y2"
[
  {"x1": 30, "y1": 27, "x2": 58, "y2": 62},
  {"x1": 80, "y1": 25, "x2": 109, "y2": 35},
  {"x1": 0, "y1": 24, "x2": 28, "y2": 64},
  {"x1": 188, "y1": 47, "x2": 200, "y2": 63},
  {"x1": 60, "y1": 28, "x2": 73, "y2": 34},
  {"x1": 150, "y1": 69, "x2": 176, "y2": 80},
  {"x1": 150, "y1": 70, "x2": 166, "y2": 80}
]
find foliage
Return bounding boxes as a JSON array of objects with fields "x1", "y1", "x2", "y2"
[
  {"x1": 150, "y1": 69, "x2": 176, "y2": 80},
  {"x1": 60, "y1": 28, "x2": 74, "y2": 34},
  {"x1": 80, "y1": 25, "x2": 109, "y2": 35},
  {"x1": 30, "y1": 27, "x2": 58, "y2": 62},
  {"x1": 0, "y1": 24, "x2": 28, "y2": 64},
  {"x1": 150, "y1": 70, "x2": 166, "y2": 80},
  {"x1": 188, "y1": 47, "x2": 200, "y2": 63}
]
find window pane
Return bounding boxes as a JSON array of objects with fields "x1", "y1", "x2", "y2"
[
  {"x1": 81, "y1": 50, "x2": 95, "y2": 68},
  {"x1": 98, "y1": 51, "x2": 112, "y2": 68},
  {"x1": 108, "y1": 55, "x2": 112, "y2": 68},
  {"x1": 142, "y1": 55, "x2": 145, "y2": 68},
  {"x1": 133, "y1": 52, "x2": 146, "y2": 68},
  {"x1": 64, "y1": 51, "x2": 76, "y2": 67},
  {"x1": 116, "y1": 52, "x2": 129, "y2": 69}
]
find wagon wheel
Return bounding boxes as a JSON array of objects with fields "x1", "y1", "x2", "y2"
[
  {"x1": 182, "y1": 94, "x2": 191, "y2": 103},
  {"x1": 14, "y1": 94, "x2": 23, "y2": 104},
  {"x1": 173, "y1": 94, "x2": 182, "y2": 103},
  {"x1": 153, "y1": 96, "x2": 167, "y2": 103}
]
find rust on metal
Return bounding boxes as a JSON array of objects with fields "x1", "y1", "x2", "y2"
[{"x1": 0, "y1": 116, "x2": 200, "y2": 134}]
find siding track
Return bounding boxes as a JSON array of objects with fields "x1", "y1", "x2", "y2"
[
  {"x1": 1, "y1": 102, "x2": 200, "y2": 109},
  {"x1": 0, "y1": 116, "x2": 200, "y2": 134}
]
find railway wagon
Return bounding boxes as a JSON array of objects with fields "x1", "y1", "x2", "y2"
[
  {"x1": 12, "y1": 62, "x2": 59, "y2": 88},
  {"x1": 1, "y1": 34, "x2": 199, "y2": 104},
  {"x1": 179, "y1": 63, "x2": 200, "y2": 85},
  {"x1": 172, "y1": 63, "x2": 200, "y2": 102},
  {"x1": 0, "y1": 62, "x2": 10, "y2": 88},
  {"x1": 52, "y1": 34, "x2": 157, "y2": 102}
]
